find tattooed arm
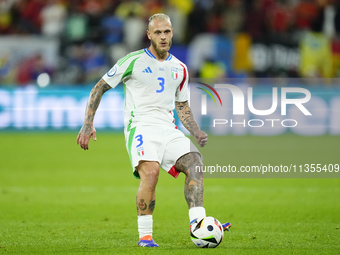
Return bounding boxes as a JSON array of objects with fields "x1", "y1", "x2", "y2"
[
  {"x1": 175, "y1": 101, "x2": 208, "y2": 147},
  {"x1": 76, "y1": 78, "x2": 111, "y2": 150}
]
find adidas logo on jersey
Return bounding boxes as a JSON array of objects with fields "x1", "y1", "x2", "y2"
[{"x1": 142, "y1": 67, "x2": 153, "y2": 73}]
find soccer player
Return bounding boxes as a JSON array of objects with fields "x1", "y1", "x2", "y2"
[{"x1": 77, "y1": 13, "x2": 231, "y2": 247}]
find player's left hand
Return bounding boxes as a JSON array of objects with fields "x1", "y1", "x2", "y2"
[{"x1": 193, "y1": 130, "x2": 208, "y2": 147}]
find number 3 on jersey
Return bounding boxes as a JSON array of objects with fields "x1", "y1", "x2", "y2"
[
  {"x1": 135, "y1": 134, "x2": 143, "y2": 148},
  {"x1": 156, "y1": 77, "x2": 165, "y2": 93}
]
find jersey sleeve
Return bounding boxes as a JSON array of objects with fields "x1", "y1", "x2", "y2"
[
  {"x1": 102, "y1": 54, "x2": 138, "y2": 88},
  {"x1": 175, "y1": 63, "x2": 189, "y2": 102}
]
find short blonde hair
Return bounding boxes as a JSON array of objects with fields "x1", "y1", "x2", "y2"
[{"x1": 148, "y1": 13, "x2": 171, "y2": 28}]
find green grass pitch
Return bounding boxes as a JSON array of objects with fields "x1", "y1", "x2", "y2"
[{"x1": 0, "y1": 132, "x2": 339, "y2": 254}]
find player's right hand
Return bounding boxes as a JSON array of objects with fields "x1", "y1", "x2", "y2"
[{"x1": 76, "y1": 124, "x2": 97, "y2": 150}]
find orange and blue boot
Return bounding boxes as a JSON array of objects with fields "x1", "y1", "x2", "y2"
[{"x1": 138, "y1": 235, "x2": 159, "y2": 247}]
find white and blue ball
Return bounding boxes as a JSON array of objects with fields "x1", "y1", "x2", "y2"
[{"x1": 190, "y1": 216, "x2": 224, "y2": 248}]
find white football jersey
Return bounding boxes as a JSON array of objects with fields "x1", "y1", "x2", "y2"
[{"x1": 102, "y1": 48, "x2": 189, "y2": 130}]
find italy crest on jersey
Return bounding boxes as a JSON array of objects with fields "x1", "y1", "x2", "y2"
[
  {"x1": 137, "y1": 146, "x2": 144, "y2": 156},
  {"x1": 171, "y1": 67, "x2": 178, "y2": 80}
]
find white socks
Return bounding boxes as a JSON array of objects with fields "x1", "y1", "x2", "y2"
[
  {"x1": 138, "y1": 207, "x2": 206, "y2": 239},
  {"x1": 138, "y1": 215, "x2": 153, "y2": 239},
  {"x1": 189, "y1": 206, "x2": 206, "y2": 224}
]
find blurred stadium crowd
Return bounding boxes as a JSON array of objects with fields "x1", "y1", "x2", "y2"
[{"x1": 0, "y1": 0, "x2": 340, "y2": 86}]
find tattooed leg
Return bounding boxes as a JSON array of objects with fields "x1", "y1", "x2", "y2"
[
  {"x1": 175, "y1": 152, "x2": 204, "y2": 208},
  {"x1": 136, "y1": 161, "x2": 159, "y2": 216}
]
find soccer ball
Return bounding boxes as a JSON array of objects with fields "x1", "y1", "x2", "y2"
[{"x1": 190, "y1": 216, "x2": 224, "y2": 248}]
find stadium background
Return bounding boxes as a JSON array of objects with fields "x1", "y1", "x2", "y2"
[{"x1": 0, "y1": 0, "x2": 340, "y2": 254}]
